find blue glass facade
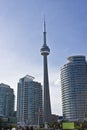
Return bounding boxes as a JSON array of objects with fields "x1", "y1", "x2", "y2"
[
  {"x1": 17, "y1": 75, "x2": 43, "y2": 125},
  {"x1": 0, "y1": 83, "x2": 14, "y2": 117},
  {"x1": 61, "y1": 56, "x2": 87, "y2": 121}
]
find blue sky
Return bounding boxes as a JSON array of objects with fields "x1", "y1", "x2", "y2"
[{"x1": 0, "y1": 0, "x2": 87, "y2": 115}]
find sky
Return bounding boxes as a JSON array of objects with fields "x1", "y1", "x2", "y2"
[{"x1": 0, "y1": 0, "x2": 87, "y2": 116}]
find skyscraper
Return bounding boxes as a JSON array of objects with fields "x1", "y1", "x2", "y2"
[
  {"x1": 40, "y1": 20, "x2": 51, "y2": 123},
  {"x1": 0, "y1": 83, "x2": 14, "y2": 117},
  {"x1": 61, "y1": 56, "x2": 87, "y2": 121},
  {"x1": 17, "y1": 75, "x2": 43, "y2": 125}
]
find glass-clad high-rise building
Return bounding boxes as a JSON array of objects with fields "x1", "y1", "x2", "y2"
[
  {"x1": 61, "y1": 56, "x2": 87, "y2": 121},
  {"x1": 17, "y1": 75, "x2": 43, "y2": 125},
  {"x1": 0, "y1": 83, "x2": 14, "y2": 117}
]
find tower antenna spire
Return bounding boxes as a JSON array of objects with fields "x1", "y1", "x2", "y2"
[
  {"x1": 43, "y1": 16, "x2": 46, "y2": 46},
  {"x1": 44, "y1": 15, "x2": 46, "y2": 32}
]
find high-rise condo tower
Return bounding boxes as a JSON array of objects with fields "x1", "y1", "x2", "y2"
[
  {"x1": 61, "y1": 56, "x2": 87, "y2": 121},
  {"x1": 0, "y1": 83, "x2": 14, "y2": 117},
  {"x1": 17, "y1": 75, "x2": 43, "y2": 125},
  {"x1": 40, "y1": 20, "x2": 51, "y2": 123}
]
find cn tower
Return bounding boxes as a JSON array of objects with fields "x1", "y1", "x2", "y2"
[{"x1": 40, "y1": 20, "x2": 51, "y2": 124}]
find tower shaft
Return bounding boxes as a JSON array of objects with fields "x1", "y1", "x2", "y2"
[{"x1": 43, "y1": 55, "x2": 51, "y2": 123}]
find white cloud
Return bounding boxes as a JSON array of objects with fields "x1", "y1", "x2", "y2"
[
  {"x1": 50, "y1": 83, "x2": 62, "y2": 115},
  {"x1": 48, "y1": 68, "x2": 62, "y2": 115}
]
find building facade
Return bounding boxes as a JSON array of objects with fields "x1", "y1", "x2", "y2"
[
  {"x1": 17, "y1": 75, "x2": 43, "y2": 125},
  {"x1": 40, "y1": 20, "x2": 51, "y2": 124},
  {"x1": 61, "y1": 56, "x2": 87, "y2": 121},
  {"x1": 0, "y1": 83, "x2": 14, "y2": 117}
]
